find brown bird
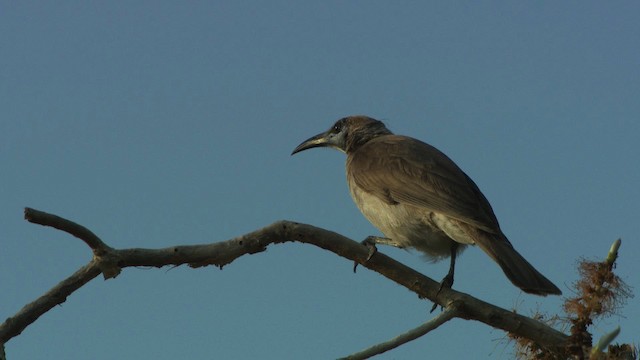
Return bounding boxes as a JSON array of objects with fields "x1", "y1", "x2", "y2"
[{"x1": 292, "y1": 115, "x2": 561, "y2": 296}]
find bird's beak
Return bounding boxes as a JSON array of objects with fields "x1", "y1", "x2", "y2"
[{"x1": 291, "y1": 131, "x2": 331, "y2": 155}]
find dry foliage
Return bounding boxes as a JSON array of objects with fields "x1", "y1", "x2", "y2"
[{"x1": 511, "y1": 240, "x2": 635, "y2": 359}]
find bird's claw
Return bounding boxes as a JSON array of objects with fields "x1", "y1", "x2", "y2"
[
  {"x1": 363, "y1": 236, "x2": 379, "y2": 261},
  {"x1": 430, "y1": 273, "x2": 455, "y2": 312},
  {"x1": 437, "y1": 273, "x2": 454, "y2": 294},
  {"x1": 353, "y1": 237, "x2": 379, "y2": 273}
]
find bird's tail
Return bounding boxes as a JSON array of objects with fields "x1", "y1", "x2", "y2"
[{"x1": 476, "y1": 234, "x2": 562, "y2": 296}]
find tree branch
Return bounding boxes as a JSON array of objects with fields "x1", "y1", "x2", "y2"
[
  {"x1": 24, "y1": 207, "x2": 112, "y2": 255},
  {"x1": 0, "y1": 262, "x2": 102, "y2": 342},
  {"x1": 1, "y1": 208, "x2": 569, "y2": 352},
  {"x1": 340, "y1": 302, "x2": 460, "y2": 360}
]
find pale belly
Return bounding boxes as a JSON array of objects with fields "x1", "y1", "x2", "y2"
[{"x1": 348, "y1": 182, "x2": 472, "y2": 261}]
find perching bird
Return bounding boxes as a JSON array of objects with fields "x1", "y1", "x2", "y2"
[{"x1": 291, "y1": 115, "x2": 561, "y2": 296}]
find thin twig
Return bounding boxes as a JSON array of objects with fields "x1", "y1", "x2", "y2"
[{"x1": 339, "y1": 302, "x2": 460, "y2": 360}]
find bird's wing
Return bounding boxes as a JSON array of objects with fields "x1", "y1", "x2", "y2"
[{"x1": 348, "y1": 135, "x2": 501, "y2": 233}]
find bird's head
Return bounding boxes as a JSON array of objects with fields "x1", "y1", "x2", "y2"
[{"x1": 291, "y1": 115, "x2": 392, "y2": 155}]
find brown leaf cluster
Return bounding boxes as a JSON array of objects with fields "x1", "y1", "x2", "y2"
[{"x1": 512, "y1": 246, "x2": 634, "y2": 360}]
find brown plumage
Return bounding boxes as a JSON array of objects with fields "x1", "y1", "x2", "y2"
[{"x1": 292, "y1": 115, "x2": 561, "y2": 296}]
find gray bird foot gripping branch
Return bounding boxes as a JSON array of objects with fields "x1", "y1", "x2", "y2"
[
  {"x1": 353, "y1": 235, "x2": 446, "y2": 313},
  {"x1": 431, "y1": 243, "x2": 459, "y2": 312},
  {"x1": 430, "y1": 275, "x2": 454, "y2": 313},
  {"x1": 437, "y1": 273, "x2": 454, "y2": 292},
  {"x1": 352, "y1": 236, "x2": 403, "y2": 273}
]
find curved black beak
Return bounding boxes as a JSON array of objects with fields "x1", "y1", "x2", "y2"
[{"x1": 291, "y1": 131, "x2": 331, "y2": 155}]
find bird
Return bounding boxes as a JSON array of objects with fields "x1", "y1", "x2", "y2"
[{"x1": 291, "y1": 115, "x2": 561, "y2": 296}]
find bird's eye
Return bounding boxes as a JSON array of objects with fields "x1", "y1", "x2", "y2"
[{"x1": 332, "y1": 120, "x2": 345, "y2": 133}]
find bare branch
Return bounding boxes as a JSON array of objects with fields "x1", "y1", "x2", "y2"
[
  {"x1": 2, "y1": 209, "x2": 569, "y2": 353},
  {"x1": 0, "y1": 261, "x2": 102, "y2": 343},
  {"x1": 24, "y1": 207, "x2": 111, "y2": 255},
  {"x1": 340, "y1": 302, "x2": 460, "y2": 360}
]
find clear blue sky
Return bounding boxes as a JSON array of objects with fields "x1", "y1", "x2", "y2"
[{"x1": 1, "y1": 2, "x2": 638, "y2": 359}]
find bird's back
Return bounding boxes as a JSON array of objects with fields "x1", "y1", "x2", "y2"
[{"x1": 347, "y1": 134, "x2": 501, "y2": 235}]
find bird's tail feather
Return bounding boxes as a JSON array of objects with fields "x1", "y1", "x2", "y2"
[{"x1": 475, "y1": 234, "x2": 562, "y2": 296}]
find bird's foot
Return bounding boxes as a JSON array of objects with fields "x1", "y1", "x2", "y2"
[
  {"x1": 353, "y1": 236, "x2": 404, "y2": 272},
  {"x1": 352, "y1": 236, "x2": 384, "y2": 273},
  {"x1": 362, "y1": 236, "x2": 383, "y2": 261},
  {"x1": 430, "y1": 273, "x2": 455, "y2": 313},
  {"x1": 437, "y1": 272, "x2": 455, "y2": 293}
]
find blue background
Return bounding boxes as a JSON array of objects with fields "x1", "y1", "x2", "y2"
[{"x1": 1, "y1": 2, "x2": 638, "y2": 359}]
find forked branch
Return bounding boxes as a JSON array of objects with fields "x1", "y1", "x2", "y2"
[{"x1": 0, "y1": 208, "x2": 569, "y2": 355}]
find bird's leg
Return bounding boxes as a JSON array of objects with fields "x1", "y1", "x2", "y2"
[
  {"x1": 353, "y1": 236, "x2": 402, "y2": 273},
  {"x1": 440, "y1": 242, "x2": 458, "y2": 291},
  {"x1": 430, "y1": 242, "x2": 459, "y2": 312}
]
